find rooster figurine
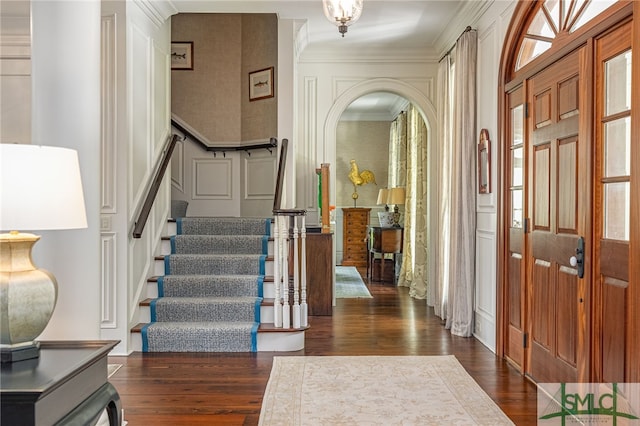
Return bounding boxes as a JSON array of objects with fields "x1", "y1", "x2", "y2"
[{"x1": 348, "y1": 159, "x2": 376, "y2": 206}]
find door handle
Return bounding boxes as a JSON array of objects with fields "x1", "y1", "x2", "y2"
[{"x1": 569, "y1": 237, "x2": 585, "y2": 278}]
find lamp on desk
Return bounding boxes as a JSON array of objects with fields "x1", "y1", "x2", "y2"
[
  {"x1": 387, "y1": 187, "x2": 405, "y2": 227},
  {"x1": 0, "y1": 144, "x2": 88, "y2": 363},
  {"x1": 376, "y1": 188, "x2": 394, "y2": 227}
]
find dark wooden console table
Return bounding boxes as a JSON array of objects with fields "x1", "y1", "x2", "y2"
[
  {"x1": 368, "y1": 227, "x2": 403, "y2": 282},
  {"x1": 1, "y1": 340, "x2": 121, "y2": 426}
]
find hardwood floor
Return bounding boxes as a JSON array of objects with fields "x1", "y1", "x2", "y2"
[{"x1": 108, "y1": 268, "x2": 538, "y2": 425}]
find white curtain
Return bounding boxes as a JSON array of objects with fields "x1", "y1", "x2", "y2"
[
  {"x1": 434, "y1": 29, "x2": 477, "y2": 337},
  {"x1": 434, "y1": 56, "x2": 452, "y2": 318},
  {"x1": 397, "y1": 105, "x2": 428, "y2": 299},
  {"x1": 447, "y1": 30, "x2": 477, "y2": 337}
]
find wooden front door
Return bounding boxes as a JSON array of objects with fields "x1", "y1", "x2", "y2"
[{"x1": 525, "y1": 47, "x2": 591, "y2": 383}]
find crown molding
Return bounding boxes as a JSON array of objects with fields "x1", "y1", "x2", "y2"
[
  {"x1": 136, "y1": 0, "x2": 178, "y2": 27},
  {"x1": 434, "y1": 0, "x2": 494, "y2": 58}
]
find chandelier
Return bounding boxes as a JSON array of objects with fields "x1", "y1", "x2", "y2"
[{"x1": 322, "y1": 0, "x2": 364, "y2": 37}]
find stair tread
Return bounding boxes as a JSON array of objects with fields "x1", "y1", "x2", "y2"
[
  {"x1": 148, "y1": 275, "x2": 274, "y2": 282},
  {"x1": 131, "y1": 322, "x2": 308, "y2": 333}
]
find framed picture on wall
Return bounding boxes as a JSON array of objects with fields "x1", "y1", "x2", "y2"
[
  {"x1": 171, "y1": 42, "x2": 193, "y2": 70},
  {"x1": 249, "y1": 67, "x2": 274, "y2": 101}
]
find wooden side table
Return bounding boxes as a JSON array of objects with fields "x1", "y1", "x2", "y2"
[
  {"x1": 1, "y1": 340, "x2": 121, "y2": 426},
  {"x1": 368, "y1": 227, "x2": 403, "y2": 282}
]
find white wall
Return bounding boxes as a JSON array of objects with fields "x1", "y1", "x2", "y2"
[
  {"x1": 31, "y1": 0, "x2": 102, "y2": 341},
  {"x1": 472, "y1": 1, "x2": 515, "y2": 351}
]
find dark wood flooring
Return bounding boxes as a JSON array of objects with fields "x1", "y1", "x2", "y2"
[{"x1": 108, "y1": 268, "x2": 538, "y2": 425}]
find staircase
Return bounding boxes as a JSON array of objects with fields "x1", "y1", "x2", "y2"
[{"x1": 131, "y1": 216, "x2": 307, "y2": 352}]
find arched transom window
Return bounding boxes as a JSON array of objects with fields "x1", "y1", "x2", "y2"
[{"x1": 516, "y1": 0, "x2": 617, "y2": 70}]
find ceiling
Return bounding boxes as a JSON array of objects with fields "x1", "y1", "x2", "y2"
[
  {"x1": 1, "y1": 0, "x2": 482, "y2": 118},
  {"x1": 173, "y1": 1, "x2": 479, "y2": 117},
  {"x1": 175, "y1": 0, "x2": 474, "y2": 58}
]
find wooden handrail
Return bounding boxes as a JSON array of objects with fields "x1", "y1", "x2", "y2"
[
  {"x1": 273, "y1": 138, "x2": 288, "y2": 212},
  {"x1": 171, "y1": 118, "x2": 277, "y2": 156},
  {"x1": 132, "y1": 134, "x2": 179, "y2": 238}
]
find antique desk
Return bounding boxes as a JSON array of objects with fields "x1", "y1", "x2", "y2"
[
  {"x1": 368, "y1": 226, "x2": 403, "y2": 282},
  {"x1": 1, "y1": 340, "x2": 121, "y2": 426}
]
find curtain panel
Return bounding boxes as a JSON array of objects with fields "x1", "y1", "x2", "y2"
[
  {"x1": 434, "y1": 29, "x2": 477, "y2": 337},
  {"x1": 447, "y1": 29, "x2": 477, "y2": 337},
  {"x1": 434, "y1": 56, "x2": 452, "y2": 319}
]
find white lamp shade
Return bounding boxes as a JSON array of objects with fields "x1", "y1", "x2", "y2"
[
  {"x1": 322, "y1": 0, "x2": 364, "y2": 26},
  {"x1": 376, "y1": 188, "x2": 389, "y2": 205},
  {"x1": 0, "y1": 144, "x2": 88, "y2": 231}
]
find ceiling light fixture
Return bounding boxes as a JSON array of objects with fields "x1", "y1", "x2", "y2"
[{"x1": 322, "y1": 0, "x2": 364, "y2": 37}]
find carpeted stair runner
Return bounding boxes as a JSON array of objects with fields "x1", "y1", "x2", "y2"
[{"x1": 141, "y1": 217, "x2": 271, "y2": 353}]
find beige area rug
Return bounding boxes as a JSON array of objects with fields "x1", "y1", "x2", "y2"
[{"x1": 259, "y1": 355, "x2": 514, "y2": 426}]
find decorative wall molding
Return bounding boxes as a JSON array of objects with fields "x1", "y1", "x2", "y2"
[
  {"x1": 133, "y1": 0, "x2": 177, "y2": 29},
  {"x1": 128, "y1": 23, "x2": 153, "y2": 218},
  {"x1": 244, "y1": 156, "x2": 276, "y2": 200},
  {"x1": 192, "y1": 158, "x2": 233, "y2": 199},
  {"x1": 100, "y1": 233, "x2": 117, "y2": 328},
  {"x1": 101, "y1": 14, "x2": 117, "y2": 213},
  {"x1": 304, "y1": 76, "x2": 318, "y2": 210}
]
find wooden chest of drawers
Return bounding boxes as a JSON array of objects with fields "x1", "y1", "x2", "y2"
[{"x1": 342, "y1": 207, "x2": 371, "y2": 267}]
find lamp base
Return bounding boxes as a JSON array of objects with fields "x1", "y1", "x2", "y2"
[
  {"x1": 1, "y1": 341, "x2": 40, "y2": 363},
  {"x1": 0, "y1": 232, "x2": 57, "y2": 364}
]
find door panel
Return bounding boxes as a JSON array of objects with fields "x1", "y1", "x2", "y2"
[
  {"x1": 594, "y1": 21, "x2": 632, "y2": 383},
  {"x1": 526, "y1": 48, "x2": 587, "y2": 383}
]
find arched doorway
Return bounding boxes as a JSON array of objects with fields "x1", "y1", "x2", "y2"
[
  {"x1": 497, "y1": 0, "x2": 640, "y2": 383},
  {"x1": 324, "y1": 78, "x2": 438, "y2": 294}
]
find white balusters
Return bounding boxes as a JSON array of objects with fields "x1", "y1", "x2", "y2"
[
  {"x1": 272, "y1": 212, "x2": 308, "y2": 329},
  {"x1": 273, "y1": 216, "x2": 282, "y2": 328},
  {"x1": 292, "y1": 218, "x2": 301, "y2": 329},
  {"x1": 300, "y1": 216, "x2": 308, "y2": 327},
  {"x1": 281, "y1": 216, "x2": 290, "y2": 329}
]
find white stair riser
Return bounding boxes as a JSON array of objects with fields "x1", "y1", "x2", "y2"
[
  {"x1": 139, "y1": 304, "x2": 275, "y2": 325},
  {"x1": 257, "y1": 331, "x2": 304, "y2": 352},
  {"x1": 130, "y1": 329, "x2": 303, "y2": 353}
]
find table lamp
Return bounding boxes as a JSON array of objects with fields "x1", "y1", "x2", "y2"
[
  {"x1": 387, "y1": 187, "x2": 405, "y2": 227},
  {"x1": 376, "y1": 188, "x2": 394, "y2": 227},
  {"x1": 0, "y1": 144, "x2": 88, "y2": 363}
]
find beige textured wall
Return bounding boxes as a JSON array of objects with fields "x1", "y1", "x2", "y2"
[
  {"x1": 336, "y1": 121, "x2": 391, "y2": 208},
  {"x1": 171, "y1": 13, "x2": 277, "y2": 144},
  {"x1": 241, "y1": 14, "x2": 277, "y2": 142}
]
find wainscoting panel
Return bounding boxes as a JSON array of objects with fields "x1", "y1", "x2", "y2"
[
  {"x1": 101, "y1": 15, "x2": 117, "y2": 213},
  {"x1": 129, "y1": 23, "x2": 152, "y2": 214},
  {"x1": 100, "y1": 233, "x2": 117, "y2": 328},
  {"x1": 244, "y1": 156, "x2": 276, "y2": 200},
  {"x1": 0, "y1": 35, "x2": 31, "y2": 145},
  {"x1": 192, "y1": 158, "x2": 233, "y2": 199},
  {"x1": 475, "y1": 224, "x2": 497, "y2": 351},
  {"x1": 303, "y1": 76, "x2": 318, "y2": 213}
]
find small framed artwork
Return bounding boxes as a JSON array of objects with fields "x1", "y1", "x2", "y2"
[
  {"x1": 171, "y1": 42, "x2": 193, "y2": 70},
  {"x1": 249, "y1": 67, "x2": 274, "y2": 101},
  {"x1": 478, "y1": 128, "x2": 491, "y2": 194}
]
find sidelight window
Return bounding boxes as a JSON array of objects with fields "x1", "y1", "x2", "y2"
[{"x1": 601, "y1": 50, "x2": 631, "y2": 241}]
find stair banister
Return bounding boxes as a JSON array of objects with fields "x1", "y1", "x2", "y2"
[{"x1": 132, "y1": 134, "x2": 179, "y2": 238}]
